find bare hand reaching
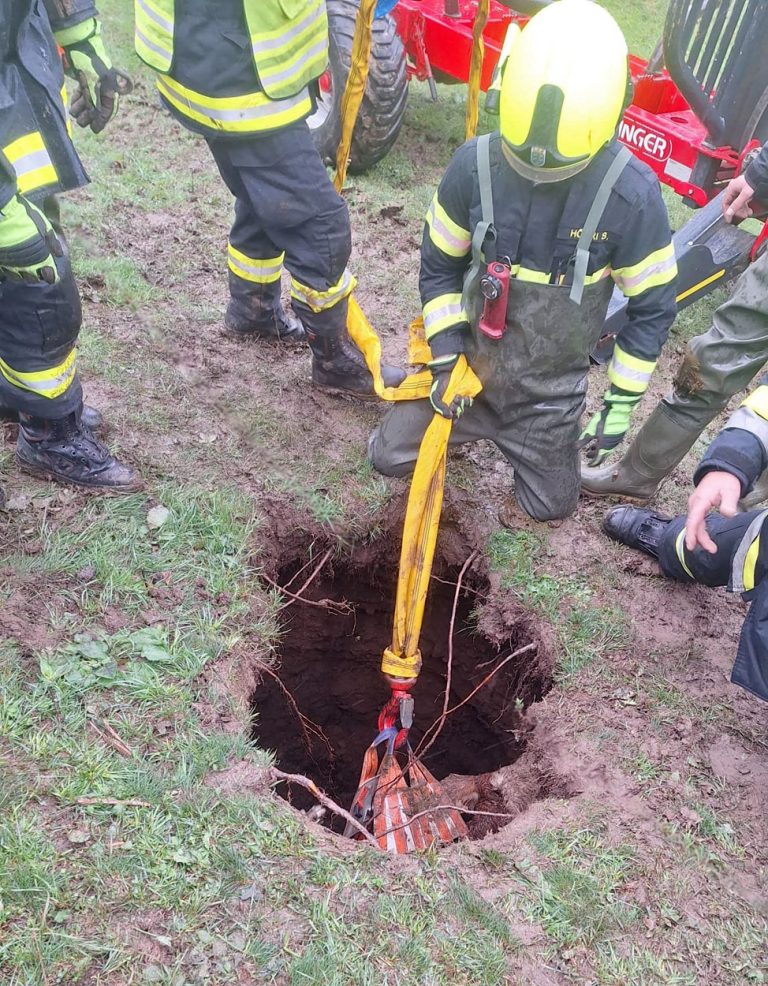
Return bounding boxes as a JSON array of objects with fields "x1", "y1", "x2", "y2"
[
  {"x1": 722, "y1": 174, "x2": 755, "y2": 224},
  {"x1": 685, "y1": 471, "x2": 742, "y2": 553}
]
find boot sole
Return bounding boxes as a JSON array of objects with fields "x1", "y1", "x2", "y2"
[
  {"x1": 312, "y1": 380, "x2": 379, "y2": 402},
  {"x1": 580, "y1": 485, "x2": 654, "y2": 505},
  {"x1": 17, "y1": 455, "x2": 144, "y2": 494}
]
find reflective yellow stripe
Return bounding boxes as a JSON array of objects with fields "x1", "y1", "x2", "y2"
[
  {"x1": 675, "y1": 268, "x2": 725, "y2": 304},
  {"x1": 675, "y1": 528, "x2": 694, "y2": 579},
  {"x1": 607, "y1": 343, "x2": 656, "y2": 394},
  {"x1": 228, "y1": 243, "x2": 283, "y2": 284},
  {"x1": 61, "y1": 84, "x2": 72, "y2": 137},
  {"x1": 248, "y1": 0, "x2": 329, "y2": 100},
  {"x1": 423, "y1": 293, "x2": 465, "y2": 339},
  {"x1": 3, "y1": 133, "x2": 58, "y2": 195},
  {"x1": 515, "y1": 267, "x2": 550, "y2": 285},
  {"x1": 425, "y1": 195, "x2": 471, "y2": 258},
  {"x1": 0, "y1": 349, "x2": 77, "y2": 400},
  {"x1": 156, "y1": 75, "x2": 312, "y2": 134},
  {"x1": 613, "y1": 243, "x2": 677, "y2": 298},
  {"x1": 584, "y1": 265, "x2": 611, "y2": 285},
  {"x1": 743, "y1": 534, "x2": 760, "y2": 592},
  {"x1": 742, "y1": 385, "x2": 768, "y2": 422},
  {"x1": 134, "y1": 0, "x2": 174, "y2": 72},
  {"x1": 290, "y1": 270, "x2": 356, "y2": 312}
]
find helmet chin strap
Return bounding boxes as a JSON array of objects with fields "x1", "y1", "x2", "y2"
[{"x1": 500, "y1": 139, "x2": 592, "y2": 184}]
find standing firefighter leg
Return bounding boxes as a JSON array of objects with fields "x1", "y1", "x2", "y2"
[
  {"x1": 583, "y1": 248, "x2": 768, "y2": 500},
  {"x1": 0, "y1": 255, "x2": 139, "y2": 491},
  {"x1": 208, "y1": 124, "x2": 404, "y2": 396}
]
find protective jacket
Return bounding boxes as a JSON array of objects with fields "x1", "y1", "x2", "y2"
[
  {"x1": 745, "y1": 140, "x2": 768, "y2": 203},
  {"x1": 660, "y1": 379, "x2": 768, "y2": 701},
  {"x1": 421, "y1": 133, "x2": 677, "y2": 396},
  {"x1": 134, "y1": 0, "x2": 328, "y2": 137},
  {"x1": 0, "y1": 0, "x2": 91, "y2": 209}
]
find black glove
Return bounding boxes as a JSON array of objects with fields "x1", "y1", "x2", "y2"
[{"x1": 427, "y1": 354, "x2": 473, "y2": 419}]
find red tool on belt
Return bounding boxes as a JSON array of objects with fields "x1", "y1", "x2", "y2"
[{"x1": 478, "y1": 261, "x2": 510, "y2": 339}]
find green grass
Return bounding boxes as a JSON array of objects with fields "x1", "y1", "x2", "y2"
[{"x1": 487, "y1": 527, "x2": 627, "y2": 678}]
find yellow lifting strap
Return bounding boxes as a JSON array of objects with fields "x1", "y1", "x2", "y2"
[
  {"x1": 334, "y1": 0, "x2": 378, "y2": 192},
  {"x1": 347, "y1": 299, "x2": 483, "y2": 681},
  {"x1": 465, "y1": 0, "x2": 490, "y2": 141}
]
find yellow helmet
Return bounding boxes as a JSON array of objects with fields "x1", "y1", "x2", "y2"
[{"x1": 499, "y1": 0, "x2": 629, "y2": 183}]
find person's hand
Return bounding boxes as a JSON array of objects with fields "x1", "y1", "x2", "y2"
[
  {"x1": 685, "y1": 470, "x2": 742, "y2": 553},
  {"x1": 0, "y1": 194, "x2": 62, "y2": 283},
  {"x1": 578, "y1": 388, "x2": 640, "y2": 466},
  {"x1": 60, "y1": 19, "x2": 132, "y2": 133},
  {"x1": 427, "y1": 354, "x2": 473, "y2": 419},
  {"x1": 722, "y1": 173, "x2": 755, "y2": 224}
]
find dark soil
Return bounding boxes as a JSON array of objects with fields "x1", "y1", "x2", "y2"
[{"x1": 250, "y1": 538, "x2": 552, "y2": 832}]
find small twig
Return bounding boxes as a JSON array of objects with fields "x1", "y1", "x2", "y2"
[
  {"x1": 261, "y1": 572, "x2": 352, "y2": 616},
  {"x1": 430, "y1": 573, "x2": 487, "y2": 600},
  {"x1": 377, "y1": 803, "x2": 516, "y2": 841},
  {"x1": 438, "y1": 550, "x2": 478, "y2": 744},
  {"x1": 274, "y1": 547, "x2": 334, "y2": 614},
  {"x1": 270, "y1": 768, "x2": 380, "y2": 850},
  {"x1": 415, "y1": 642, "x2": 537, "y2": 761},
  {"x1": 255, "y1": 661, "x2": 333, "y2": 759},
  {"x1": 74, "y1": 797, "x2": 151, "y2": 808},
  {"x1": 89, "y1": 718, "x2": 133, "y2": 758}
]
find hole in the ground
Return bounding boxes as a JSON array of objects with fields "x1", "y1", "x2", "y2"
[{"x1": 251, "y1": 541, "x2": 553, "y2": 839}]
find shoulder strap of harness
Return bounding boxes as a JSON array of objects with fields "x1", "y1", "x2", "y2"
[
  {"x1": 468, "y1": 133, "x2": 497, "y2": 284},
  {"x1": 570, "y1": 144, "x2": 632, "y2": 306}
]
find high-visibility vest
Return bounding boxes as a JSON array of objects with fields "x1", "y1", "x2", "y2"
[{"x1": 134, "y1": 0, "x2": 329, "y2": 101}]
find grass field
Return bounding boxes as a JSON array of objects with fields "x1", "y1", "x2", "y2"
[{"x1": 1, "y1": 2, "x2": 766, "y2": 984}]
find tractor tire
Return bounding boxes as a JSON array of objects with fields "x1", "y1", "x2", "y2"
[{"x1": 309, "y1": 0, "x2": 408, "y2": 174}]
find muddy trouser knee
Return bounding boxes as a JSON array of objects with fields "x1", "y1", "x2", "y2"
[
  {"x1": 369, "y1": 391, "x2": 579, "y2": 520},
  {"x1": 657, "y1": 510, "x2": 768, "y2": 586},
  {"x1": 368, "y1": 395, "x2": 495, "y2": 478},
  {"x1": 207, "y1": 123, "x2": 353, "y2": 337},
  {"x1": 665, "y1": 248, "x2": 768, "y2": 429},
  {"x1": 0, "y1": 254, "x2": 82, "y2": 418},
  {"x1": 493, "y1": 400, "x2": 581, "y2": 520}
]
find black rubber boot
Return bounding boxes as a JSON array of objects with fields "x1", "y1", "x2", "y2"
[
  {"x1": 17, "y1": 411, "x2": 141, "y2": 493},
  {"x1": 0, "y1": 402, "x2": 106, "y2": 436},
  {"x1": 602, "y1": 505, "x2": 673, "y2": 559},
  {"x1": 223, "y1": 274, "x2": 305, "y2": 341},
  {"x1": 308, "y1": 330, "x2": 406, "y2": 398}
]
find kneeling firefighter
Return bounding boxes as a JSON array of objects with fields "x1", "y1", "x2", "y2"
[
  {"x1": 0, "y1": 0, "x2": 139, "y2": 494},
  {"x1": 133, "y1": 0, "x2": 404, "y2": 397},
  {"x1": 369, "y1": 0, "x2": 677, "y2": 521}
]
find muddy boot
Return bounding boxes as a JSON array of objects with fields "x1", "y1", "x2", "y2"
[
  {"x1": 16, "y1": 411, "x2": 141, "y2": 492},
  {"x1": 0, "y1": 402, "x2": 106, "y2": 436},
  {"x1": 580, "y1": 403, "x2": 717, "y2": 502},
  {"x1": 602, "y1": 505, "x2": 673, "y2": 559},
  {"x1": 223, "y1": 273, "x2": 305, "y2": 341},
  {"x1": 309, "y1": 330, "x2": 406, "y2": 398}
]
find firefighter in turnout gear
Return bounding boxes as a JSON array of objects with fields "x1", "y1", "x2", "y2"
[
  {"x1": 603, "y1": 377, "x2": 768, "y2": 703},
  {"x1": 133, "y1": 0, "x2": 404, "y2": 397},
  {"x1": 369, "y1": 0, "x2": 677, "y2": 520},
  {"x1": 0, "y1": 0, "x2": 140, "y2": 492},
  {"x1": 582, "y1": 139, "x2": 768, "y2": 503}
]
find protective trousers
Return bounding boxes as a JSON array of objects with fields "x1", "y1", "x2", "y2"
[
  {"x1": 206, "y1": 121, "x2": 354, "y2": 338},
  {"x1": 370, "y1": 274, "x2": 614, "y2": 520},
  {"x1": 0, "y1": 253, "x2": 82, "y2": 417},
  {"x1": 666, "y1": 246, "x2": 768, "y2": 428},
  {"x1": 658, "y1": 508, "x2": 768, "y2": 700}
]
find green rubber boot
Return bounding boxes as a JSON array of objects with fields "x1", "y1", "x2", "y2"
[{"x1": 580, "y1": 403, "x2": 717, "y2": 502}]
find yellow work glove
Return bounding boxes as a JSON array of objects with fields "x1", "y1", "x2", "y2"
[{"x1": 578, "y1": 387, "x2": 641, "y2": 466}]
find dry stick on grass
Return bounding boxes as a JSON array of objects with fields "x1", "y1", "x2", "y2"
[
  {"x1": 270, "y1": 768, "x2": 380, "y2": 850},
  {"x1": 89, "y1": 718, "x2": 133, "y2": 758},
  {"x1": 75, "y1": 797, "x2": 151, "y2": 808},
  {"x1": 415, "y1": 642, "x2": 538, "y2": 762},
  {"x1": 255, "y1": 661, "x2": 334, "y2": 758}
]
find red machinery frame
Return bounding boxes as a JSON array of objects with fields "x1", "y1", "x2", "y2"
[{"x1": 390, "y1": 0, "x2": 744, "y2": 207}]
